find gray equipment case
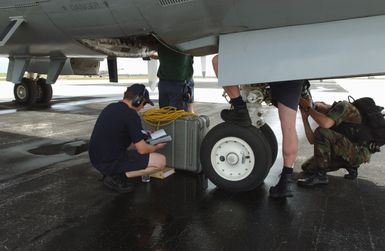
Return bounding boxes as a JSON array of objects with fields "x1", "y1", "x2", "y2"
[{"x1": 142, "y1": 115, "x2": 210, "y2": 173}]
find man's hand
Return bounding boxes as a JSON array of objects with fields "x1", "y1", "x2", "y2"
[
  {"x1": 155, "y1": 143, "x2": 167, "y2": 150},
  {"x1": 149, "y1": 52, "x2": 159, "y2": 60},
  {"x1": 299, "y1": 106, "x2": 309, "y2": 119},
  {"x1": 299, "y1": 97, "x2": 312, "y2": 112}
]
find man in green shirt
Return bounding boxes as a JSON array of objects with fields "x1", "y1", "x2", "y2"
[{"x1": 151, "y1": 44, "x2": 194, "y2": 112}]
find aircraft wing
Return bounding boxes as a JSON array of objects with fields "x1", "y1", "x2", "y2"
[{"x1": 218, "y1": 15, "x2": 385, "y2": 86}]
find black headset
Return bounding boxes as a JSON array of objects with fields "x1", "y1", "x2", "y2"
[
  {"x1": 182, "y1": 82, "x2": 192, "y2": 102},
  {"x1": 132, "y1": 86, "x2": 147, "y2": 107}
]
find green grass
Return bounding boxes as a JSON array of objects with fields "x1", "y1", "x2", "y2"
[
  {"x1": 57, "y1": 74, "x2": 149, "y2": 80},
  {"x1": 0, "y1": 73, "x2": 150, "y2": 81}
]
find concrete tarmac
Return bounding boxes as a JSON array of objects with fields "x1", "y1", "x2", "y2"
[{"x1": 1, "y1": 79, "x2": 385, "y2": 250}]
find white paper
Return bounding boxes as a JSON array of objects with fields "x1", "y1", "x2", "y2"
[{"x1": 150, "y1": 129, "x2": 167, "y2": 139}]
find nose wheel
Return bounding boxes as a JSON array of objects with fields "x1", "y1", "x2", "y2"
[
  {"x1": 200, "y1": 122, "x2": 273, "y2": 192},
  {"x1": 259, "y1": 123, "x2": 278, "y2": 165}
]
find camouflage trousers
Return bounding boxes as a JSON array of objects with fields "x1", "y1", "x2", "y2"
[{"x1": 302, "y1": 127, "x2": 371, "y2": 174}]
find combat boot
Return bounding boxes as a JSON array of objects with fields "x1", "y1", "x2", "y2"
[
  {"x1": 301, "y1": 156, "x2": 317, "y2": 175},
  {"x1": 220, "y1": 107, "x2": 252, "y2": 127},
  {"x1": 269, "y1": 173, "x2": 293, "y2": 199},
  {"x1": 297, "y1": 172, "x2": 328, "y2": 188},
  {"x1": 344, "y1": 166, "x2": 358, "y2": 180},
  {"x1": 103, "y1": 174, "x2": 135, "y2": 193}
]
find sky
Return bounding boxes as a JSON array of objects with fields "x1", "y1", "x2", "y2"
[{"x1": 0, "y1": 55, "x2": 216, "y2": 77}]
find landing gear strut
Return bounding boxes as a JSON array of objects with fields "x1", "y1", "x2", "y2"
[
  {"x1": 200, "y1": 84, "x2": 278, "y2": 192},
  {"x1": 13, "y1": 77, "x2": 53, "y2": 105}
]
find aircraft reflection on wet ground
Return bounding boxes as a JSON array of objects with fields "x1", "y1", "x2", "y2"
[{"x1": 1, "y1": 79, "x2": 385, "y2": 250}]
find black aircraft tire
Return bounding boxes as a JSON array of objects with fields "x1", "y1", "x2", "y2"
[
  {"x1": 260, "y1": 123, "x2": 278, "y2": 166},
  {"x1": 200, "y1": 122, "x2": 272, "y2": 192},
  {"x1": 36, "y1": 78, "x2": 53, "y2": 103},
  {"x1": 13, "y1": 78, "x2": 39, "y2": 105}
]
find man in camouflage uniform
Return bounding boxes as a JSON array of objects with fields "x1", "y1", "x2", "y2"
[{"x1": 297, "y1": 97, "x2": 371, "y2": 187}]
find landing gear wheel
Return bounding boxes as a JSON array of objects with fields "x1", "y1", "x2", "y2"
[
  {"x1": 13, "y1": 77, "x2": 39, "y2": 105},
  {"x1": 200, "y1": 122, "x2": 272, "y2": 192},
  {"x1": 36, "y1": 78, "x2": 53, "y2": 103},
  {"x1": 260, "y1": 123, "x2": 278, "y2": 165}
]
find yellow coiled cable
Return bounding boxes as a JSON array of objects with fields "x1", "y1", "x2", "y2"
[{"x1": 142, "y1": 106, "x2": 196, "y2": 128}]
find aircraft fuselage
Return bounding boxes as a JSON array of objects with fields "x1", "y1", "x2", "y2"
[{"x1": 1, "y1": 0, "x2": 385, "y2": 58}]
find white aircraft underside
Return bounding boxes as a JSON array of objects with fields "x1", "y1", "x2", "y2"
[{"x1": 0, "y1": 0, "x2": 385, "y2": 85}]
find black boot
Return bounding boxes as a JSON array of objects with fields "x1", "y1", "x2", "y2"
[
  {"x1": 269, "y1": 173, "x2": 293, "y2": 198},
  {"x1": 220, "y1": 107, "x2": 252, "y2": 126},
  {"x1": 103, "y1": 174, "x2": 135, "y2": 193},
  {"x1": 344, "y1": 166, "x2": 358, "y2": 180},
  {"x1": 297, "y1": 172, "x2": 328, "y2": 188}
]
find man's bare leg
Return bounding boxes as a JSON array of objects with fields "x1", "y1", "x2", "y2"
[
  {"x1": 212, "y1": 55, "x2": 240, "y2": 98},
  {"x1": 269, "y1": 102, "x2": 298, "y2": 198},
  {"x1": 279, "y1": 103, "x2": 298, "y2": 167},
  {"x1": 187, "y1": 103, "x2": 194, "y2": 113},
  {"x1": 125, "y1": 152, "x2": 166, "y2": 178},
  {"x1": 212, "y1": 55, "x2": 251, "y2": 125},
  {"x1": 103, "y1": 153, "x2": 166, "y2": 193}
]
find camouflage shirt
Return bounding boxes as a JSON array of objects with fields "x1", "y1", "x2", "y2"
[
  {"x1": 327, "y1": 101, "x2": 371, "y2": 164},
  {"x1": 327, "y1": 101, "x2": 362, "y2": 125}
]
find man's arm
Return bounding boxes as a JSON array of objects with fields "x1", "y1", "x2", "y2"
[
  {"x1": 299, "y1": 97, "x2": 335, "y2": 128},
  {"x1": 307, "y1": 108, "x2": 335, "y2": 128},
  {"x1": 134, "y1": 139, "x2": 166, "y2": 154},
  {"x1": 300, "y1": 107, "x2": 315, "y2": 144}
]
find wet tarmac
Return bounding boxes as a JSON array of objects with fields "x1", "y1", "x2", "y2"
[{"x1": 1, "y1": 79, "x2": 385, "y2": 250}]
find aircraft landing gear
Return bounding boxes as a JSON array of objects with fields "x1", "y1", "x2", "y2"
[
  {"x1": 200, "y1": 84, "x2": 278, "y2": 192},
  {"x1": 36, "y1": 78, "x2": 53, "y2": 104},
  {"x1": 200, "y1": 122, "x2": 272, "y2": 192},
  {"x1": 13, "y1": 77, "x2": 53, "y2": 105},
  {"x1": 13, "y1": 77, "x2": 39, "y2": 105},
  {"x1": 259, "y1": 123, "x2": 278, "y2": 165}
]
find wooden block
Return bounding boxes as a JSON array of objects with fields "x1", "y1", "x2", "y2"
[{"x1": 150, "y1": 167, "x2": 175, "y2": 179}]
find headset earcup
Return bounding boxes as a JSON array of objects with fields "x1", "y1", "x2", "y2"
[
  {"x1": 182, "y1": 84, "x2": 192, "y2": 101},
  {"x1": 186, "y1": 85, "x2": 192, "y2": 101},
  {"x1": 132, "y1": 95, "x2": 140, "y2": 107}
]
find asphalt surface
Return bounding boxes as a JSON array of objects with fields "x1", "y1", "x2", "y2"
[{"x1": 1, "y1": 79, "x2": 385, "y2": 250}]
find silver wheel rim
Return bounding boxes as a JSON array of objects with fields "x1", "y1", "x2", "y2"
[
  {"x1": 210, "y1": 136, "x2": 255, "y2": 181},
  {"x1": 16, "y1": 85, "x2": 27, "y2": 100}
]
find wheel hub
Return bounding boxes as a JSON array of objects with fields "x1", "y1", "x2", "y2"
[
  {"x1": 16, "y1": 85, "x2": 27, "y2": 100},
  {"x1": 211, "y1": 137, "x2": 255, "y2": 181},
  {"x1": 225, "y1": 152, "x2": 239, "y2": 165}
]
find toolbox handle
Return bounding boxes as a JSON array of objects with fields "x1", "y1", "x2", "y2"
[{"x1": 198, "y1": 115, "x2": 210, "y2": 129}]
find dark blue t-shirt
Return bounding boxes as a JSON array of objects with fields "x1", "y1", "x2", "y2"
[{"x1": 89, "y1": 102, "x2": 144, "y2": 165}]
